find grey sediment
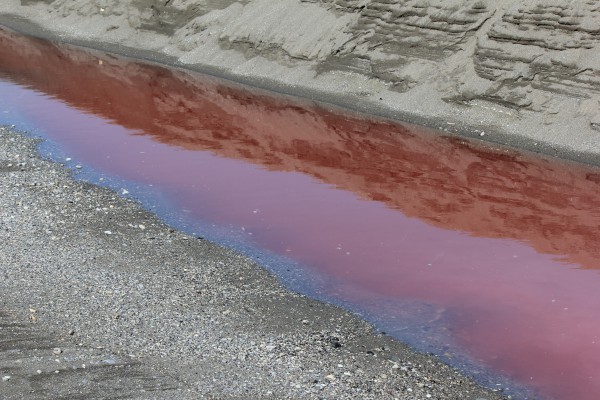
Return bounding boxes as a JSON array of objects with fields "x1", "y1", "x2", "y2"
[{"x1": 0, "y1": 126, "x2": 508, "y2": 399}]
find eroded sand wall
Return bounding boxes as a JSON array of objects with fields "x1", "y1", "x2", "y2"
[{"x1": 2, "y1": 0, "x2": 600, "y2": 162}]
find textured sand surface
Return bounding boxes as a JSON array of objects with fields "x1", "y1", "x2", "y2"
[{"x1": 1, "y1": 0, "x2": 599, "y2": 163}]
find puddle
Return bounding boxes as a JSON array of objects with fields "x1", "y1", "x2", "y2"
[{"x1": 2, "y1": 28, "x2": 600, "y2": 399}]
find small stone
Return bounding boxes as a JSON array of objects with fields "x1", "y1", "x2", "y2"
[
  {"x1": 2, "y1": 376, "x2": 10, "y2": 382},
  {"x1": 104, "y1": 230, "x2": 112, "y2": 235},
  {"x1": 52, "y1": 348, "x2": 62, "y2": 355},
  {"x1": 325, "y1": 374, "x2": 335, "y2": 382},
  {"x1": 36, "y1": 370, "x2": 42, "y2": 374},
  {"x1": 301, "y1": 319, "x2": 309, "y2": 325},
  {"x1": 329, "y1": 337, "x2": 342, "y2": 348}
]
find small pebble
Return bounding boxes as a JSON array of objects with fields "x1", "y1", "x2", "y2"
[{"x1": 2, "y1": 376, "x2": 10, "y2": 382}]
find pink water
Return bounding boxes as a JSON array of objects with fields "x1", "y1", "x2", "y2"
[{"x1": 2, "y1": 28, "x2": 600, "y2": 399}]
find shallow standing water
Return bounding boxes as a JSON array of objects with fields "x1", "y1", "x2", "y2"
[{"x1": 2, "y1": 28, "x2": 600, "y2": 400}]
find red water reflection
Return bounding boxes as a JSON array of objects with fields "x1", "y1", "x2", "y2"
[{"x1": 2, "y1": 28, "x2": 600, "y2": 399}]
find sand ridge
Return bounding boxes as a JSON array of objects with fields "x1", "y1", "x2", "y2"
[{"x1": 1, "y1": 0, "x2": 599, "y2": 164}]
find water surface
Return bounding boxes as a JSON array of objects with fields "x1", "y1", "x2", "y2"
[{"x1": 2, "y1": 28, "x2": 600, "y2": 399}]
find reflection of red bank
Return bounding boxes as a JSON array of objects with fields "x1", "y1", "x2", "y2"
[
  {"x1": 1, "y1": 29, "x2": 599, "y2": 270},
  {"x1": 2, "y1": 27, "x2": 600, "y2": 400}
]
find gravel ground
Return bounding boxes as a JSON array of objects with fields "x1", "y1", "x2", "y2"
[{"x1": 0, "y1": 126, "x2": 509, "y2": 399}]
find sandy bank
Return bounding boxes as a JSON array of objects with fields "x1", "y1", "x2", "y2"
[{"x1": 0, "y1": 0, "x2": 599, "y2": 165}]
